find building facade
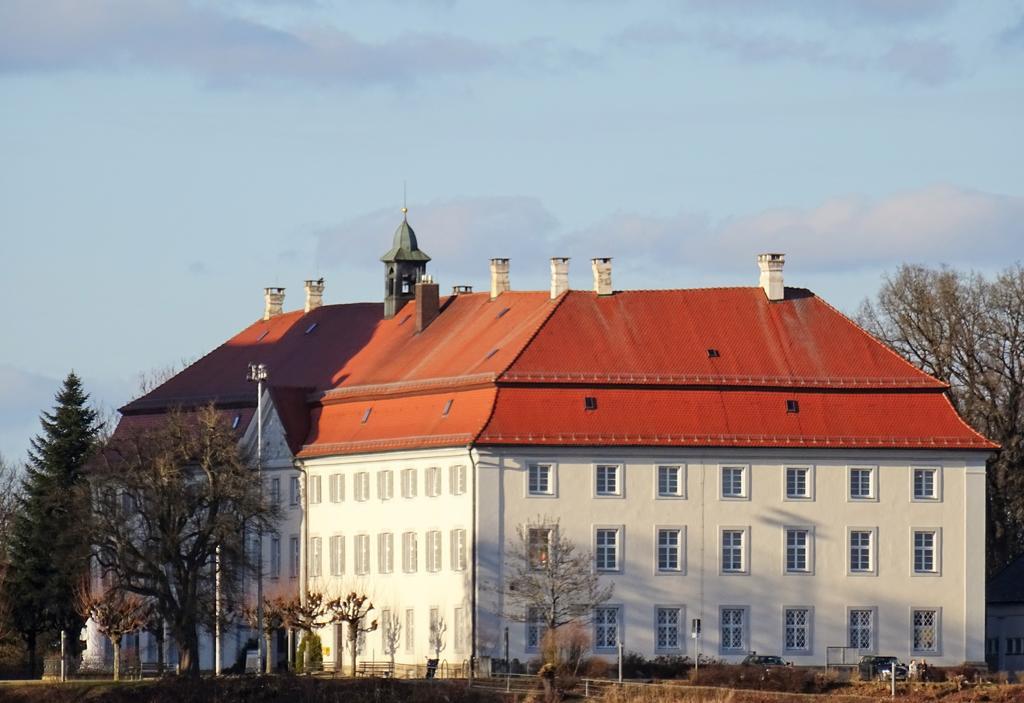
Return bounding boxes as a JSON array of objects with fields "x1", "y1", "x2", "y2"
[{"x1": 90, "y1": 214, "x2": 993, "y2": 672}]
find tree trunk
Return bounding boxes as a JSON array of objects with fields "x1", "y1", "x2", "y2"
[
  {"x1": 25, "y1": 630, "x2": 37, "y2": 679},
  {"x1": 112, "y1": 640, "x2": 121, "y2": 682},
  {"x1": 155, "y1": 628, "x2": 165, "y2": 675},
  {"x1": 175, "y1": 622, "x2": 201, "y2": 677},
  {"x1": 349, "y1": 626, "x2": 358, "y2": 677},
  {"x1": 265, "y1": 629, "x2": 274, "y2": 674}
]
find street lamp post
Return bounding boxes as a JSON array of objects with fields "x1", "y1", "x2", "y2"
[{"x1": 247, "y1": 362, "x2": 268, "y2": 674}]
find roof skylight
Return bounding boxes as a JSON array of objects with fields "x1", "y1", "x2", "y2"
[
  {"x1": 496, "y1": 307, "x2": 511, "y2": 319},
  {"x1": 786, "y1": 400, "x2": 799, "y2": 413},
  {"x1": 485, "y1": 348, "x2": 499, "y2": 360},
  {"x1": 584, "y1": 396, "x2": 598, "y2": 411},
  {"x1": 305, "y1": 322, "x2": 318, "y2": 335},
  {"x1": 442, "y1": 399, "x2": 453, "y2": 416},
  {"x1": 361, "y1": 407, "x2": 372, "y2": 423},
  {"x1": 707, "y1": 348, "x2": 720, "y2": 358},
  {"x1": 256, "y1": 330, "x2": 269, "y2": 342}
]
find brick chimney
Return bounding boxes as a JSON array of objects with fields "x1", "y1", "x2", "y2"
[
  {"x1": 757, "y1": 253, "x2": 785, "y2": 301},
  {"x1": 263, "y1": 287, "x2": 285, "y2": 320},
  {"x1": 304, "y1": 278, "x2": 325, "y2": 313},
  {"x1": 415, "y1": 275, "x2": 440, "y2": 332},
  {"x1": 592, "y1": 257, "x2": 612, "y2": 296},
  {"x1": 550, "y1": 257, "x2": 570, "y2": 299},
  {"x1": 490, "y1": 258, "x2": 510, "y2": 299}
]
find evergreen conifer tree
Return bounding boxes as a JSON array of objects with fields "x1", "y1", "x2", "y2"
[{"x1": 6, "y1": 372, "x2": 98, "y2": 675}]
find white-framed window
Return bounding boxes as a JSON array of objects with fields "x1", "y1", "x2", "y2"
[
  {"x1": 329, "y1": 473, "x2": 343, "y2": 503},
  {"x1": 526, "y1": 607, "x2": 547, "y2": 652},
  {"x1": 594, "y1": 606, "x2": 621, "y2": 650},
  {"x1": 913, "y1": 529, "x2": 940, "y2": 574},
  {"x1": 656, "y1": 528, "x2": 683, "y2": 573},
  {"x1": 329, "y1": 534, "x2": 344, "y2": 576},
  {"x1": 426, "y1": 530, "x2": 442, "y2": 572},
  {"x1": 454, "y1": 607, "x2": 467, "y2": 653},
  {"x1": 401, "y1": 468, "x2": 417, "y2": 498},
  {"x1": 656, "y1": 465, "x2": 685, "y2": 498},
  {"x1": 402, "y1": 531, "x2": 418, "y2": 573},
  {"x1": 848, "y1": 608, "x2": 875, "y2": 651},
  {"x1": 404, "y1": 609, "x2": 415, "y2": 654},
  {"x1": 378, "y1": 532, "x2": 394, "y2": 574},
  {"x1": 425, "y1": 467, "x2": 441, "y2": 497},
  {"x1": 655, "y1": 606, "x2": 683, "y2": 652},
  {"x1": 595, "y1": 464, "x2": 622, "y2": 497},
  {"x1": 289, "y1": 535, "x2": 300, "y2": 578},
  {"x1": 527, "y1": 462, "x2": 555, "y2": 496},
  {"x1": 309, "y1": 475, "x2": 322, "y2": 504},
  {"x1": 450, "y1": 528, "x2": 467, "y2": 571},
  {"x1": 912, "y1": 608, "x2": 940, "y2": 653},
  {"x1": 720, "y1": 607, "x2": 747, "y2": 652},
  {"x1": 528, "y1": 527, "x2": 553, "y2": 569},
  {"x1": 785, "y1": 527, "x2": 812, "y2": 574},
  {"x1": 449, "y1": 465, "x2": 467, "y2": 495},
  {"x1": 290, "y1": 476, "x2": 300, "y2": 506},
  {"x1": 270, "y1": 477, "x2": 281, "y2": 505},
  {"x1": 784, "y1": 607, "x2": 812, "y2": 653},
  {"x1": 309, "y1": 536, "x2": 322, "y2": 577},
  {"x1": 785, "y1": 466, "x2": 813, "y2": 500},
  {"x1": 721, "y1": 528, "x2": 746, "y2": 573},
  {"x1": 377, "y1": 470, "x2": 394, "y2": 501},
  {"x1": 721, "y1": 466, "x2": 747, "y2": 499},
  {"x1": 595, "y1": 527, "x2": 621, "y2": 572},
  {"x1": 849, "y1": 467, "x2": 876, "y2": 500},
  {"x1": 270, "y1": 535, "x2": 281, "y2": 578},
  {"x1": 849, "y1": 529, "x2": 875, "y2": 574},
  {"x1": 354, "y1": 534, "x2": 370, "y2": 574},
  {"x1": 354, "y1": 472, "x2": 370, "y2": 502},
  {"x1": 912, "y1": 467, "x2": 940, "y2": 501},
  {"x1": 380, "y1": 608, "x2": 392, "y2": 651}
]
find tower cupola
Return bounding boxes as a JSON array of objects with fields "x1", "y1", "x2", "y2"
[{"x1": 381, "y1": 208, "x2": 431, "y2": 318}]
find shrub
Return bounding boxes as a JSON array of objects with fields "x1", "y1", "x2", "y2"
[{"x1": 305, "y1": 631, "x2": 324, "y2": 672}]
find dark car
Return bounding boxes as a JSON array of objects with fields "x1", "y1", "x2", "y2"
[
  {"x1": 741, "y1": 654, "x2": 790, "y2": 668},
  {"x1": 858, "y1": 655, "x2": 908, "y2": 681}
]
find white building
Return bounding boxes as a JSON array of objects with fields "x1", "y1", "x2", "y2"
[{"x1": 95, "y1": 215, "x2": 993, "y2": 672}]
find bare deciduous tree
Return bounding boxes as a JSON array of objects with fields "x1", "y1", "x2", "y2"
[
  {"x1": 429, "y1": 612, "x2": 447, "y2": 660},
  {"x1": 503, "y1": 516, "x2": 613, "y2": 661},
  {"x1": 89, "y1": 404, "x2": 278, "y2": 676},
  {"x1": 74, "y1": 582, "x2": 149, "y2": 681},
  {"x1": 860, "y1": 264, "x2": 1024, "y2": 573},
  {"x1": 325, "y1": 592, "x2": 378, "y2": 677}
]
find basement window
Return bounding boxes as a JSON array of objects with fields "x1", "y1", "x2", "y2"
[
  {"x1": 361, "y1": 407, "x2": 373, "y2": 423},
  {"x1": 442, "y1": 399, "x2": 453, "y2": 417},
  {"x1": 305, "y1": 322, "x2": 318, "y2": 335},
  {"x1": 786, "y1": 400, "x2": 799, "y2": 413},
  {"x1": 496, "y1": 307, "x2": 511, "y2": 320},
  {"x1": 707, "y1": 348, "x2": 720, "y2": 358},
  {"x1": 584, "y1": 396, "x2": 598, "y2": 411}
]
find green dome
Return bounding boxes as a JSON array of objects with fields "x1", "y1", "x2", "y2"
[{"x1": 380, "y1": 211, "x2": 431, "y2": 263}]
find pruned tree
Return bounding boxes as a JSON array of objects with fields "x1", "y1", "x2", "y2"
[
  {"x1": 325, "y1": 592, "x2": 378, "y2": 676},
  {"x1": 89, "y1": 404, "x2": 278, "y2": 676},
  {"x1": 241, "y1": 596, "x2": 288, "y2": 673},
  {"x1": 6, "y1": 373, "x2": 98, "y2": 675},
  {"x1": 429, "y1": 613, "x2": 447, "y2": 659},
  {"x1": 382, "y1": 610, "x2": 402, "y2": 669},
  {"x1": 860, "y1": 264, "x2": 1024, "y2": 573},
  {"x1": 74, "y1": 581, "x2": 149, "y2": 681},
  {"x1": 503, "y1": 516, "x2": 613, "y2": 663}
]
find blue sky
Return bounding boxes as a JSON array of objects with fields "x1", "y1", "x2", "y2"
[{"x1": 1, "y1": 0, "x2": 1022, "y2": 462}]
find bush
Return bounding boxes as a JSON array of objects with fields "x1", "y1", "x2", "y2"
[
  {"x1": 690, "y1": 663, "x2": 840, "y2": 693},
  {"x1": 297, "y1": 631, "x2": 323, "y2": 673}
]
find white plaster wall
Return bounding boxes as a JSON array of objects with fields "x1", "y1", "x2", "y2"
[
  {"x1": 301, "y1": 447, "x2": 475, "y2": 671},
  {"x1": 476, "y1": 446, "x2": 988, "y2": 666}
]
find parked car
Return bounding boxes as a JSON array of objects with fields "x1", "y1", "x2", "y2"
[
  {"x1": 741, "y1": 654, "x2": 790, "y2": 668},
  {"x1": 858, "y1": 655, "x2": 908, "y2": 681}
]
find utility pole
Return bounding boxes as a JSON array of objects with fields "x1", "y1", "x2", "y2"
[
  {"x1": 247, "y1": 362, "x2": 268, "y2": 674},
  {"x1": 214, "y1": 544, "x2": 221, "y2": 675}
]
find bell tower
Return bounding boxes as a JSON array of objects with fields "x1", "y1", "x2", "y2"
[{"x1": 381, "y1": 208, "x2": 431, "y2": 318}]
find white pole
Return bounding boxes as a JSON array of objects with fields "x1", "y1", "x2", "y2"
[
  {"x1": 891, "y1": 663, "x2": 896, "y2": 698},
  {"x1": 60, "y1": 630, "x2": 66, "y2": 682},
  {"x1": 215, "y1": 544, "x2": 222, "y2": 675},
  {"x1": 617, "y1": 640, "x2": 623, "y2": 683}
]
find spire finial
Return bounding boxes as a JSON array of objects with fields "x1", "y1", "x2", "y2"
[{"x1": 402, "y1": 181, "x2": 408, "y2": 220}]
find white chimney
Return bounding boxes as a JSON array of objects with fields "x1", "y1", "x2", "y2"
[
  {"x1": 490, "y1": 258, "x2": 510, "y2": 299},
  {"x1": 550, "y1": 257, "x2": 570, "y2": 299},
  {"x1": 592, "y1": 257, "x2": 612, "y2": 296},
  {"x1": 757, "y1": 253, "x2": 785, "y2": 301},
  {"x1": 263, "y1": 287, "x2": 285, "y2": 320},
  {"x1": 304, "y1": 278, "x2": 325, "y2": 313}
]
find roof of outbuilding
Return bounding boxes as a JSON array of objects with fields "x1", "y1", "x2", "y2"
[{"x1": 988, "y1": 553, "x2": 1024, "y2": 603}]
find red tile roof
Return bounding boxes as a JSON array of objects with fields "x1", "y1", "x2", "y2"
[{"x1": 114, "y1": 285, "x2": 996, "y2": 455}]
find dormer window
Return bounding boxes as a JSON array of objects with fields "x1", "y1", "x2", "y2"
[
  {"x1": 786, "y1": 400, "x2": 799, "y2": 413},
  {"x1": 584, "y1": 396, "x2": 598, "y2": 411}
]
